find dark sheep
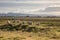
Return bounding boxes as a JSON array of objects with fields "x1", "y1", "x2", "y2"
[
  {"x1": 26, "y1": 27, "x2": 37, "y2": 32},
  {"x1": 20, "y1": 25, "x2": 28, "y2": 32},
  {"x1": 28, "y1": 21, "x2": 32, "y2": 25}
]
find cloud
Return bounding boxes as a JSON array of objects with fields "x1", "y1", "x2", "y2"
[
  {"x1": 0, "y1": 2, "x2": 48, "y2": 7},
  {"x1": 0, "y1": 0, "x2": 60, "y2": 1},
  {"x1": 0, "y1": 7, "x2": 40, "y2": 13},
  {"x1": 0, "y1": 0, "x2": 60, "y2": 16}
]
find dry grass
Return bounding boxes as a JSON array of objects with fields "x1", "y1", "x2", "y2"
[
  {"x1": 0, "y1": 27, "x2": 60, "y2": 40},
  {"x1": 0, "y1": 18, "x2": 60, "y2": 40}
]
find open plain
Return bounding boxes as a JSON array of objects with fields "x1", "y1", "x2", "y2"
[{"x1": 0, "y1": 17, "x2": 60, "y2": 40}]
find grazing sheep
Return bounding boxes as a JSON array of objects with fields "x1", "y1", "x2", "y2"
[
  {"x1": 0, "y1": 24, "x2": 13, "y2": 31},
  {"x1": 20, "y1": 25, "x2": 28, "y2": 32},
  {"x1": 26, "y1": 27, "x2": 37, "y2": 32},
  {"x1": 28, "y1": 21, "x2": 32, "y2": 25},
  {"x1": 22, "y1": 22, "x2": 25, "y2": 24},
  {"x1": 17, "y1": 21, "x2": 20, "y2": 23},
  {"x1": 14, "y1": 24, "x2": 21, "y2": 30},
  {"x1": 36, "y1": 22, "x2": 40, "y2": 26},
  {"x1": 7, "y1": 20, "x2": 11, "y2": 24}
]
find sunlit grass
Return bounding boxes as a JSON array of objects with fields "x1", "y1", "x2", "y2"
[{"x1": 0, "y1": 18, "x2": 60, "y2": 40}]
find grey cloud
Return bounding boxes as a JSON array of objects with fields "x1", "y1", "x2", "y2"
[
  {"x1": 0, "y1": 0, "x2": 59, "y2": 1},
  {"x1": 44, "y1": 7, "x2": 60, "y2": 12},
  {"x1": 38, "y1": 7, "x2": 60, "y2": 12},
  {"x1": 0, "y1": 0, "x2": 60, "y2": 14},
  {"x1": 0, "y1": 2, "x2": 47, "y2": 7},
  {"x1": 0, "y1": 0, "x2": 60, "y2": 7}
]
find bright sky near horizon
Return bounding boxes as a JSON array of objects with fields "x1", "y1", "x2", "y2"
[{"x1": 0, "y1": 0, "x2": 60, "y2": 15}]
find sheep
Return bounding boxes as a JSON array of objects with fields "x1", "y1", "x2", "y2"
[{"x1": 26, "y1": 27, "x2": 37, "y2": 32}]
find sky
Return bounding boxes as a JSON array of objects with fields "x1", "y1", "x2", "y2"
[{"x1": 0, "y1": 0, "x2": 60, "y2": 15}]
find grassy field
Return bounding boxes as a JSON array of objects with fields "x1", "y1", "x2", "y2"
[{"x1": 0, "y1": 18, "x2": 60, "y2": 40}]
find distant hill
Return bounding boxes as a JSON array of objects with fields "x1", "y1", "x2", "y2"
[
  {"x1": 0, "y1": 12, "x2": 56, "y2": 17},
  {"x1": 0, "y1": 13, "x2": 32, "y2": 16}
]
